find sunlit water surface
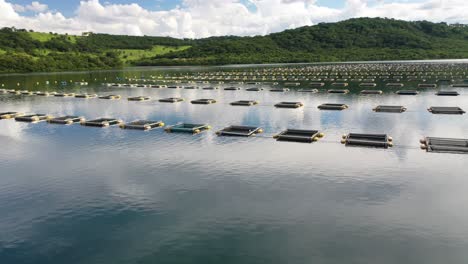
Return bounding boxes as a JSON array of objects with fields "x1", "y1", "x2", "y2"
[{"x1": 1, "y1": 64, "x2": 468, "y2": 264}]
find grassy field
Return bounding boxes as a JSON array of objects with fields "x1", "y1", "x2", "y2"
[
  {"x1": 116, "y1": 45, "x2": 191, "y2": 64},
  {"x1": 25, "y1": 45, "x2": 190, "y2": 65},
  {"x1": 27, "y1": 32, "x2": 79, "y2": 43}
]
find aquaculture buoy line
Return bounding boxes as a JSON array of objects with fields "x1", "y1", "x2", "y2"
[
  {"x1": 2, "y1": 62, "x2": 468, "y2": 92},
  {"x1": 5, "y1": 82, "x2": 467, "y2": 96},
  {"x1": 1, "y1": 61, "x2": 467, "y2": 87},
  {"x1": 1, "y1": 87, "x2": 467, "y2": 114},
  {"x1": 1, "y1": 113, "x2": 466, "y2": 153},
  {"x1": 120, "y1": 64, "x2": 468, "y2": 85},
  {"x1": 102, "y1": 83, "x2": 468, "y2": 97}
]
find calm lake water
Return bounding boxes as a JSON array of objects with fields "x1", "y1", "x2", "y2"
[{"x1": 1, "y1": 62, "x2": 468, "y2": 264}]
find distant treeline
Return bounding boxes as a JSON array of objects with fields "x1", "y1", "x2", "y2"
[{"x1": 1, "y1": 18, "x2": 468, "y2": 73}]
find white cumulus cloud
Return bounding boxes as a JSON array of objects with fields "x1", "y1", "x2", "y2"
[
  {"x1": 0, "y1": 0, "x2": 466, "y2": 38},
  {"x1": 13, "y1": 1, "x2": 48, "y2": 13}
]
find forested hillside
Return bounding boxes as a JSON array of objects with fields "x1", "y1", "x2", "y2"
[
  {"x1": 0, "y1": 18, "x2": 467, "y2": 73},
  {"x1": 142, "y1": 18, "x2": 468, "y2": 65}
]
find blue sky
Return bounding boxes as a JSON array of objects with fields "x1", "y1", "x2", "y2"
[
  {"x1": 9, "y1": 0, "x2": 179, "y2": 15},
  {"x1": 8, "y1": 0, "x2": 351, "y2": 16},
  {"x1": 8, "y1": 0, "x2": 431, "y2": 15},
  {"x1": 7, "y1": 0, "x2": 433, "y2": 17}
]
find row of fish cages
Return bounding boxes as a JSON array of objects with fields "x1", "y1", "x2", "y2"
[
  {"x1": 174, "y1": 62, "x2": 468, "y2": 77},
  {"x1": 1, "y1": 112, "x2": 466, "y2": 154},
  {"x1": 0, "y1": 90, "x2": 123, "y2": 99},
  {"x1": 96, "y1": 85, "x2": 468, "y2": 96},
  {"x1": 152, "y1": 68, "x2": 468, "y2": 79},
  {"x1": 1, "y1": 89, "x2": 467, "y2": 114},
  {"x1": 2, "y1": 93, "x2": 467, "y2": 115},
  {"x1": 3, "y1": 86, "x2": 467, "y2": 98},
  {"x1": 135, "y1": 63, "x2": 468, "y2": 83},
  {"x1": 158, "y1": 77, "x2": 467, "y2": 84},
  {"x1": 5, "y1": 63, "x2": 465, "y2": 89},
  {"x1": 113, "y1": 79, "x2": 468, "y2": 89}
]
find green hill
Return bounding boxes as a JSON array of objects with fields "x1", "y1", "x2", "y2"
[{"x1": 0, "y1": 18, "x2": 467, "y2": 73}]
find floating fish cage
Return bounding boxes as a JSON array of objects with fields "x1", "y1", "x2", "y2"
[
  {"x1": 452, "y1": 83, "x2": 468, "y2": 87},
  {"x1": 274, "y1": 102, "x2": 304, "y2": 108},
  {"x1": 359, "y1": 83, "x2": 377, "y2": 87},
  {"x1": 420, "y1": 137, "x2": 468, "y2": 153},
  {"x1": 165, "y1": 123, "x2": 211, "y2": 134},
  {"x1": 120, "y1": 120, "x2": 164, "y2": 130},
  {"x1": 270, "y1": 88, "x2": 290, "y2": 92},
  {"x1": 202, "y1": 87, "x2": 218, "y2": 90},
  {"x1": 317, "y1": 103, "x2": 348, "y2": 110},
  {"x1": 168, "y1": 86, "x2": 182, "y2": 89},
  {"x1": 48, "y1": 116, "x2": 85, "y2": 125},
  {"x1": 384, "y1": 78, "x2": 400, "y2": 82},
  {"x1": 246, "y1": 87, "x2": 264, "y2": 91},
  {"x1": 15, "y1": 114, "x2": 53, "y2": 123},
  {"x1": 191, "y1": 99, "x2": 217, "y2": 104},
  {"x1": 230, "y1": 100, "x2": 259, "y2": 106},
  {"x1": 418, "y1": 83, "x2": 437, "y2": 88},
  {"x1": 0, "y1": 112, "x2": 24, "y2": 119},
  {"x1": 184, "y1": 86, "x2": 199, "y2": 89},
  {"x1": 20, "y1": 90, "x2": 34, "y2": 95},
  {"x1": 151, "y1": 85, "x2": 167, "y2": 88},
  {"x1": 159, "y1": 97, "x2": 185, "y2": 103},
  {"x1": 216, "y1": 125, "x2": 263, "y2": 137},
  {"x1": 386, "y1": 83, "x2": 404, "y2": 87},
  {"x1": 81, "y1": 118, "x2": 123, "y2": 127},
  {"x1": 55, "y1": 93, "x2": 75, "y2": 97},
  {"x1": 331, "y1": 82, "x2": 349, "y2": 87},
  {"x1": 224, "y1": 87, "x2": 241, "y2": 91},
  {"x1": 341, "y1": 133, "x2": 393, "y2": 148},
  {"x1": 360, "y1": 90, "x2": 383, "y2": 95},
  {"x1": 396, "y1": 90, "x2": 419, "y2": 95},
  {"x1": 310, "y1": 82, "x2": 325, "y2": 87},
  {"x1": 298, "y1": 89, "x2": 318, "y2": 93},
  {"x1": 128, "y1": 96, "x2": 151, "y2": 101},
  {"x1": 328, "y1": 89, "x2": 349, "y2": 94},
  {"x1": 75, "y1": 93, "x2": 98, "y2": 99},
  {"x1": 99, "y1": 95, "x2": 121, "y2": 100},
  {"x1": 373, "y1": 105, "x2": 407, "y2": 113},
  {"x1": 437, "y1": 79, "x2": 453, "y2": 83},
  {"x1": 274, "y1": 129, "x2": 324, "y2": 143},
  {"x1": 36, "y1": 91, "x2": 57, "y2": 96},
  {"x1": 436, "y1": 91, "x2": 459, "y2": 96},
  {"x1": 427, "y1": 107, "x2": 465, "y2": 115},
  {"x1": 284, "y1": 82, "x2": 300, "y2": 87}
]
